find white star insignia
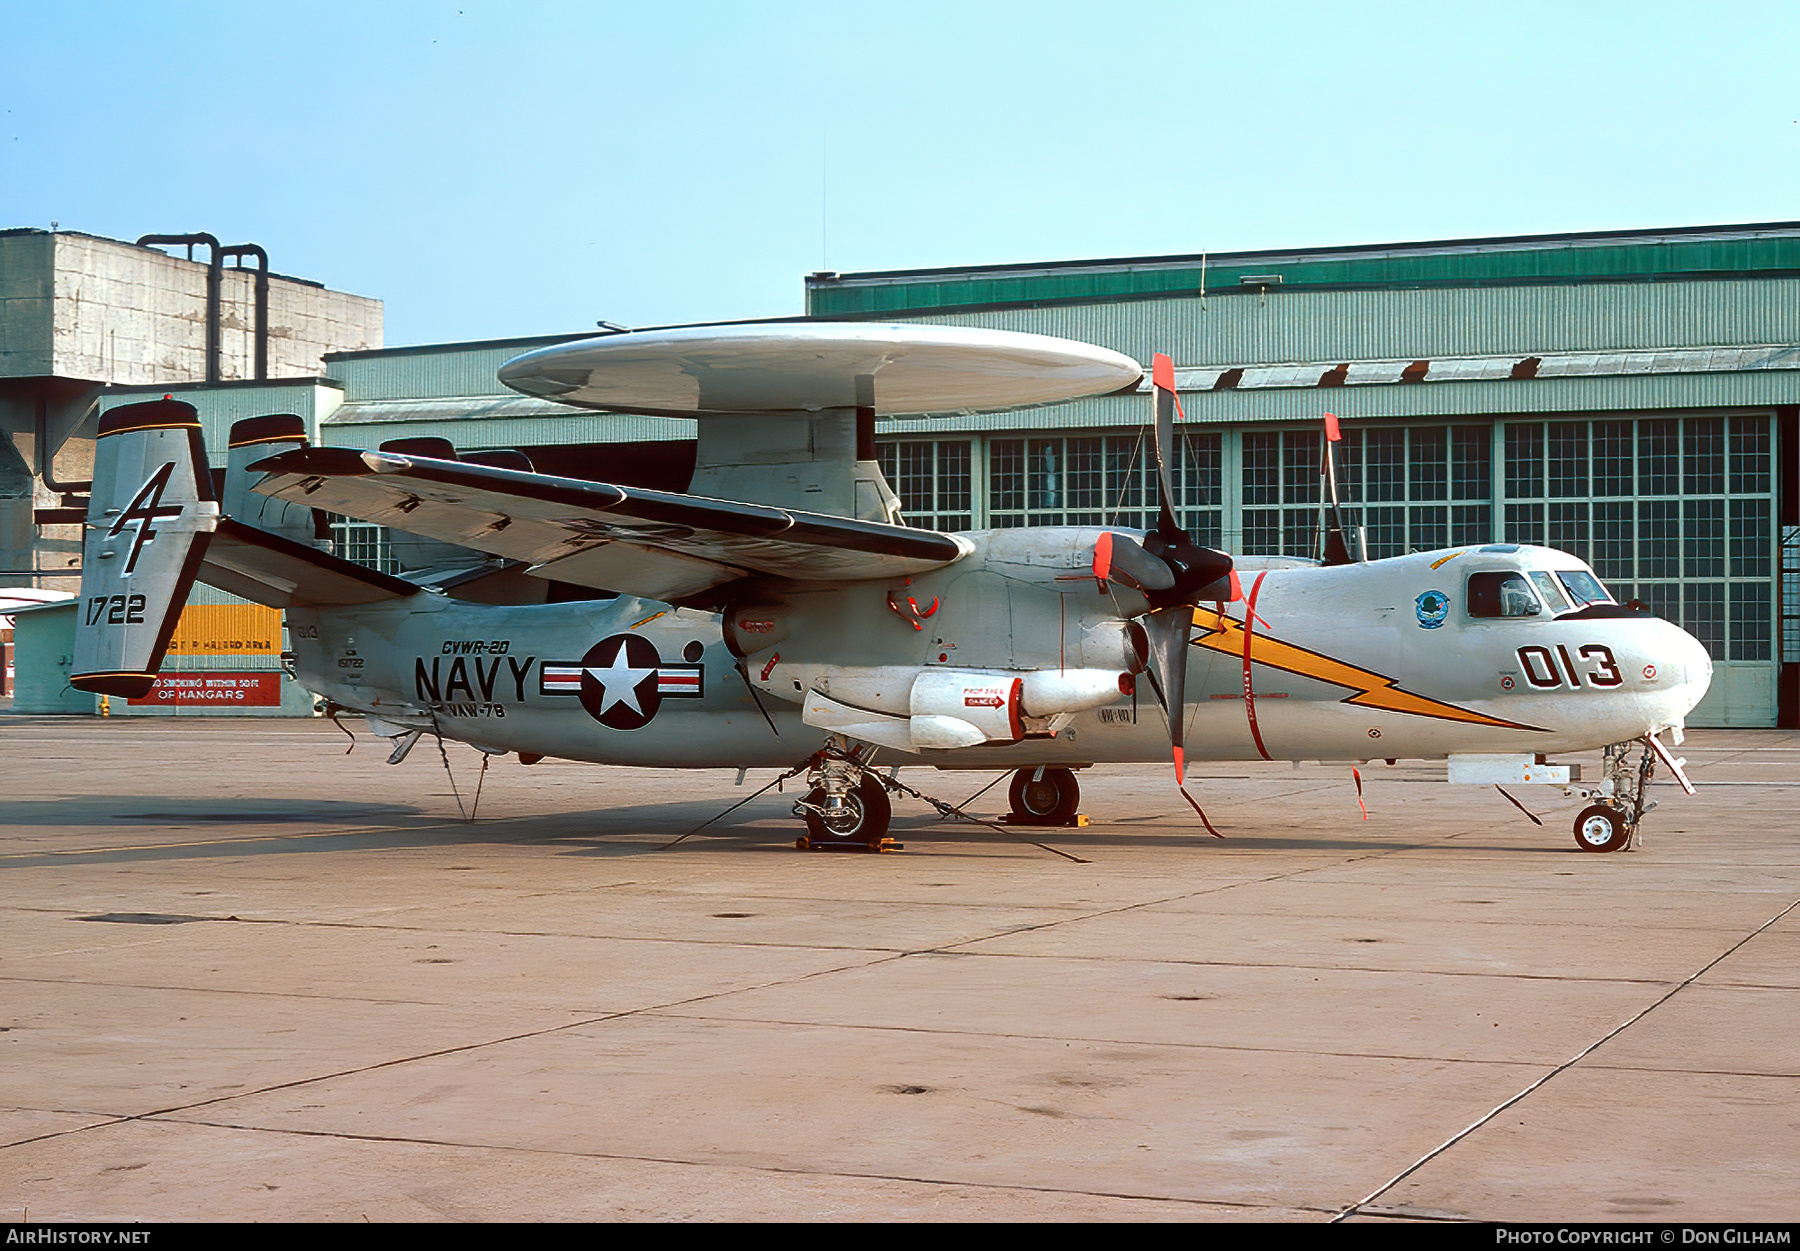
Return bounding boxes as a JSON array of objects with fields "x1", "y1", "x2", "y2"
[{"x1": 585, "y1": 642, "x2": 655, "y2": 715}]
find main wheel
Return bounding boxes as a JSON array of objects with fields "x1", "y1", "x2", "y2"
[
  {"x1": 1573, "y1": 804, "x2": 1630, "y2": 853},
  {"x1": 1008, "y1": 767, "x2": 1080, "y2": 826},
  {"x1": 801, "y1": 777, "x2": 892, "y2": 847}
]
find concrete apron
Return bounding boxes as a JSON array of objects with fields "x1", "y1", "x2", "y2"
[{"x1": 0, "y1": 717, "x2": 1795, "y2": 1222}]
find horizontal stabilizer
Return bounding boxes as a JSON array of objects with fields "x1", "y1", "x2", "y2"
[
  {"x1": 199, "y1": 518, "x2": 419, "y2": 608},
  {"x1": 248, "y1": 447, "x2": 971, "y2": 601}
]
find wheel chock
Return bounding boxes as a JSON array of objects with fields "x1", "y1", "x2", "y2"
[
  {"x1": 796, "y1": 836, "x2": 904, "y2": 853},
  {"x1": 999, "y1": 812, "x2": 1089, "y2": 828}
]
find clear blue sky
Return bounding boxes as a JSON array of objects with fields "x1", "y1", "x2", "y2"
[{"x1": 4, "y1": 1, "x2": 1796, "y2": 347}]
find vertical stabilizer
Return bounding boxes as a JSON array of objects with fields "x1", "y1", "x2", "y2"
[
  {"x1": 224, "y1": 414, "x2": 317, "y2": 544},
  {"x1": 69, "y1": 400, "x2": 219, "y2": 698}
]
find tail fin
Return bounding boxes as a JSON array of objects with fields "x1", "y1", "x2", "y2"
[
  {"x1": 69, "y1": 399, "x2": 218, "y2": 698},
  {"x1": 223, "y1": 413, "x2": 317, "y2": 544}
]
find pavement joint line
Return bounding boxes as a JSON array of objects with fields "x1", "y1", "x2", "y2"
[
  {"x1": 0, "y1": 970, "x2": 730, "y2": 1008},
  {"x1": 0, "y1": 949, "x2": 910, "y2": 1156},
  {"x1": 872, "y1": 950, "x2": 1686, "y2": 985},
  {"x1": 922, "y1": 844, "x2": 1425, "y2": 957},
  {"x1": 632, "y1": 1010, "x2": 1560, "y2": 1067},
  {"x1": 108, "y1": 1113, "x2": 1343, "y2": 1216},
  {"x1": 9, "y1": 906, "x2": 1728, "y2": 946},
  {"x1": 1571, "y1": 1064, "x2": 1800, "y2": 1078},
  {"x1": 0, "y1": 1115, "x2": 139, "y2": 1156},
  {"x1": 0, "y1": 947, "x2": 1687, "y2": 1004},
  {"x1": 1330, "y1": 891, "x2": 1800, "y2": 1223}
]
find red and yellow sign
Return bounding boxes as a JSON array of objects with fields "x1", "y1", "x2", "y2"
[{"x1": 128, "y1": 672, "x2": 281, "y2": 706}]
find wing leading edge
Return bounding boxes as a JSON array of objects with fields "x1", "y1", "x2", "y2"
[{"x1": 249, "y1": 448, "x2": 970, "y2": 601}]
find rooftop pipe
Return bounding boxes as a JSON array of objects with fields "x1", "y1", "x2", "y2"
[{"x1": 218, "y1": 243, "x2": 270, "y2": 380}]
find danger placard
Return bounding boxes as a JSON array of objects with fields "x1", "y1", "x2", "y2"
[{"x1": 128, "y1": 672, "x2": 281, "y2": 706}]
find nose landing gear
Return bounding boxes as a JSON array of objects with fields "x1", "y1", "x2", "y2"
[{"x1": 1568, "y1": 737, "x2": 1669, "y2": 852}]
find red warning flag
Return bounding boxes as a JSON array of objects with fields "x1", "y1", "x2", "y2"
[{"x1": 1324, "y1": 413, "x2": 1342, "y2": 442}]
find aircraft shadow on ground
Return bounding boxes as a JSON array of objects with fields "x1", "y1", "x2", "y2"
[
  {"x1": 0, "y1": 793, "x2": 1573, "y2": 867},
  {"x1": 1, "y1": 796, "x2": 429, "y2": 828}
]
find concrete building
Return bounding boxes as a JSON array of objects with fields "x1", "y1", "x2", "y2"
[{"x1": 0, "y1": 228, "x2": 382, "y2": 594}]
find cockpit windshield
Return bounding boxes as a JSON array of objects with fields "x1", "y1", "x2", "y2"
[
  {"x1": 1527, "y1": 572, "x2": 1571, "y2": 614},
  {"x1": 1556, "y1": 570, "x2": 1614, "y2": 608},
  {"x1": 1466, "y1": 571, "x2": 1543, "y2": 619}
]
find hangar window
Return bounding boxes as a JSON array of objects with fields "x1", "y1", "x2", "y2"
[
  {"x1": 1501, "y1": 414, "x2": 1775, "y2": 661},
  {"x1": 988, "y1": 433, "x2": 1220, "y2": 545},
  {"x1": 327, "y1": 516, "x2": 400, "y2": 574},
  {"x1": 1300, "y1": 424, "x2": 1488, "y2": 560},
  {"x1": 876, "y1": 439, "x2": 972, "y2": 532}
]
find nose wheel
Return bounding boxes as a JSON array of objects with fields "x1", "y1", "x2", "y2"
[{"x1": 1573, "y1": 804, "x2": 1631, "y2": 853}]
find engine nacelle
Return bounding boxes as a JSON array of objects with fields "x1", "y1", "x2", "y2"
[
  {"x1": 911, "y1": 669, "x2": 1024, "y2": 745},
  {"x1": 797, "y1": 664, "x2": 1128, "y2": 753},
  {"x1": 1019, "y1": 668, "x2": 1129, "y2": 717}
]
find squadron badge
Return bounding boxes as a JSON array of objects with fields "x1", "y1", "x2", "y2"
[{"x1": 1415, "y1": 590, "x2": 1450, "y2": 630}]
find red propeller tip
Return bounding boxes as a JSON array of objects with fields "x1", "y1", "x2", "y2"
[
  {"x1": 1324, "y1": 413, "x2": 1342, "y2": 442},
  {"x1": 1172, "y1": 745, "x2": 1185, "y2": 785},
  {"x1": 1093, "y1": 530, "x2": 1113, "y2": 580},
  {"x1": 1152, "y1": 353, "x2": 1176, "y2": 392}
]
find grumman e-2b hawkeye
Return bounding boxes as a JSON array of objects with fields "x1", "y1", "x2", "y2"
[{"x1": 70, "y1": 323, "x2": 1710, "y2": 853}]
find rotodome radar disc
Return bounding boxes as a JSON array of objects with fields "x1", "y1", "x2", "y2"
[{"x1": 496, "y1": 323, "x2": 1145, "y2": 418}]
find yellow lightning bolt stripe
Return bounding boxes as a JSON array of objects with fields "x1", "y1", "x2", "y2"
[{"x1": 1190, "y1": 607, "x2": 1543, "y2": 732}]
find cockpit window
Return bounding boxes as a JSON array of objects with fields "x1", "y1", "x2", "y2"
[
  {"x1": 1466, "y1": 571, "x2": 1543, "y2": 619},
  {"x1": 1527, "y1": 571, "x2": 1571, "y2": 614},
  {"x1": 1556, "y1": 571, "x2": 1614, "y2": 608}
]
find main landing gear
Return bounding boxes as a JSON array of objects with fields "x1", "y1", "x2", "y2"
[
  {"x1": 790, "y1": 741, "x2": 1090, "y2": 851},
  {"x1": 1568, "y1": 739, "x2": 1660, "y2": 853},
  {"x1": 794, "y1": 737, "x2": 900, "y2": 852},
  {"x1": 1003, "y1": 766, "x2": 1084, "y2": 827}
]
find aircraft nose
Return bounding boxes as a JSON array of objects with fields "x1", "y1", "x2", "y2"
[{"x1": 1669, "y1": 624, "x2": 1714, "y2": 711}]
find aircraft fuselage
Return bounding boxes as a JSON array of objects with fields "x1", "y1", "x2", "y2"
[{"x1": 289, "y1": 532, "x2": 1712, "y2": 772}]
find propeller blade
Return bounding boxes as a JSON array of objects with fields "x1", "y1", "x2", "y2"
[
  {"x1": 1093, "y1": 530, "x2": 1176, "y2": 593},
  {"x1": 1144, "y1": 603, "x2": 1195, "y2": 782},
  {"x1": 1150, "y1": 353, "x2": 1182, "y2": 540},
  {"x1": 1136, "y1": 351, "x2": 1239, "y2": 801},
  {"x1": 1319, "y1": 412, "x2": 1355, "y2": 566}
]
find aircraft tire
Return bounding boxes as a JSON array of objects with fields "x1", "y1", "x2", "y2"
[
  {"x1": 1572, "y1": 804, "x2": 1630, "y2": 853},
  {"x1": 1008, "y1": 767, "x2": 1080, "y2": 826},
  {"x1": 801, "y1": 778, "x2": 892, "y2": 847}
]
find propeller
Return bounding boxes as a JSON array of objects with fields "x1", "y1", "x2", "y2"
[
  {"x1": 1091, "y1": 353, "x2": 1234, "y2": 788},
  {"x1": 1319, "y1": 413, "x2": 1357, "y2": 566}
]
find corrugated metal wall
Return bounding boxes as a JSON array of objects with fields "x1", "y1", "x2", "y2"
[
  {"x1": 327, "y1": 339, "x2": 584, "y2": 402},
  {"x1": 897, "y1": 279, "x2": 1800, "y2": 367}
]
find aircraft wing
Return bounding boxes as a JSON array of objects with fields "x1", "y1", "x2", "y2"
[{"x1": 249, "y1": 447, "x2": 970, "y2": 601}]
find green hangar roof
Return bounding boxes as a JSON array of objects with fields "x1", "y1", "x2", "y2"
[{"x1": 805, "y1": 222, "x2": 1800, "y2": 318}]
